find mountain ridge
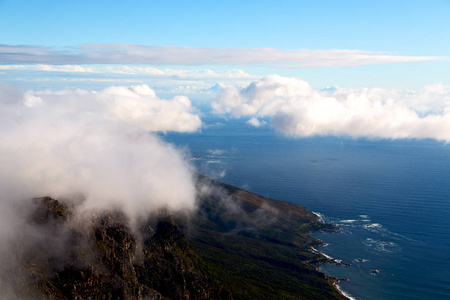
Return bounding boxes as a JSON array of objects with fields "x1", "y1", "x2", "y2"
[{"x1": 6, "y1": 175, "x2": 345, "y2": 299}]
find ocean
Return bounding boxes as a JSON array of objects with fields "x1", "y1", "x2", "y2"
[{"x1": 164, "y1": 117, "x2": 450, "y2": 300}]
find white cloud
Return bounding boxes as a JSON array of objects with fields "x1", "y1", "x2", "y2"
[
  {"x1": 0, "y1": 64, "x2": 96, "y2": 73},
  {"x1": 0, "y1": 44, "x2": 446, "y2": 67},
  {"x1": 0, "y1": 83, "x2": 202, "y2": 226},
  {"x1": 31, "y1": 84, "x2": 201, "y2": 133},
  {"x1": 213, "y1": 75, "x2": 450, "y2": 141},
  {"x1": 206, "y1": 149, "x2": 227, "y2": 156},
  {"x1": 38, "y1": 64, "x2": 96, "y2": 73},
  {"x1": 104, "y1": 66, "x2": 253, "y2": 79},
  {"x1": 246, "y1": 117, "x2": 265, "y2": 127},
  {"x1": 212, "y1": 75, "x2": 313, "y2": 116},
  {"x1": 0, "y1": 63, "x2": 253, "y2": 79},
  {"x1": 0, "y1": 82, "x2": 205, "y2": 295},
  {"x1": 99, "y1": 85, "x2": 201, "y2": 132}
]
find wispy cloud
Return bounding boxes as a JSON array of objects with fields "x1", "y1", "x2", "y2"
[
  {"x1": 0, "y1": 44, "x2": 446, "y2": 67},
  {"x1": 213, "y1": 75, "x2": 450, "y2": 141},
  {"x1": 0, "y1": 63, "x2": 253, "y2": 79},
  {"x1": 0, "y1": 64, "x2": 254, "y2": 79},
  {"x1": 0, "y1": 64, "x2": 96, "y2": 73}
]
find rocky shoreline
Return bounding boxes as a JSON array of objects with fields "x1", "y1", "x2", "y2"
[{"x1": 308, "y1": 220, "x2": 356, "y2": 300}]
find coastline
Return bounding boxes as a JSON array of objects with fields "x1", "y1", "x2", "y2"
[
  {"x1": 313, "y1": 243, "x2": 356, "y2": 300},
  {"x1": 189, "y1": 174, "x2": 350, "y2": 299},
  {"x1": 334, "y1": 282, "x2": 356, "y2": 300},
  {"x1": 311, "y1": 211, "x2": 355, "y2": 300}
]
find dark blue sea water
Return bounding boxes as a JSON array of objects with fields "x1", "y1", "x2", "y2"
[{"x1": 164, "y1": 118, "x2": 450, "y2": 300}]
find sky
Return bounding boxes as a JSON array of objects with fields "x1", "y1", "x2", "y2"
[
  {"x1": 1, "y1": 0, "x2": 450, "y2": 141},
  {"x1": 0, "y1": 0, "x2": 449, "y2": 91}
]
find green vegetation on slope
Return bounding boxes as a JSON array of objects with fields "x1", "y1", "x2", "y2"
[{"x1": 177, "y1": 175, "x2": 345, "y2": 300}]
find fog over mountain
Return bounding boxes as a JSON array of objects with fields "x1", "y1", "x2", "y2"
[{"x1": 0, "y1": 83, "x2": 201, "y2": 256}]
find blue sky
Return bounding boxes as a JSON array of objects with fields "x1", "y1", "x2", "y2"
[
  {"x1": 1, "y1": 1, "x2": 450, "y2": 144},
  {"x1": 1, "y1": 0, "x2": 449, "y2": 54},
  {"x1": 1, "y1": 0, "x2": 449, "y2": 90},
  {"x1": 0, "y1": 0, "x2": 449, "y2": 104}
]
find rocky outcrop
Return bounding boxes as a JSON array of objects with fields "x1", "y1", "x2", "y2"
[{"x1": 19, "y1": 197, "x2": 231, "y2": 300}]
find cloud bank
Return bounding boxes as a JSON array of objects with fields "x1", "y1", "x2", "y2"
[
  {"x1": 212, "y1": 75, "x2": 450, "y2": 141},
  {"x1": 0, "y1": 44, "x2": 446, "y2": 67},
  {"x1": 0, "y1": 83, "x2": 201, "y2": 223}
]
